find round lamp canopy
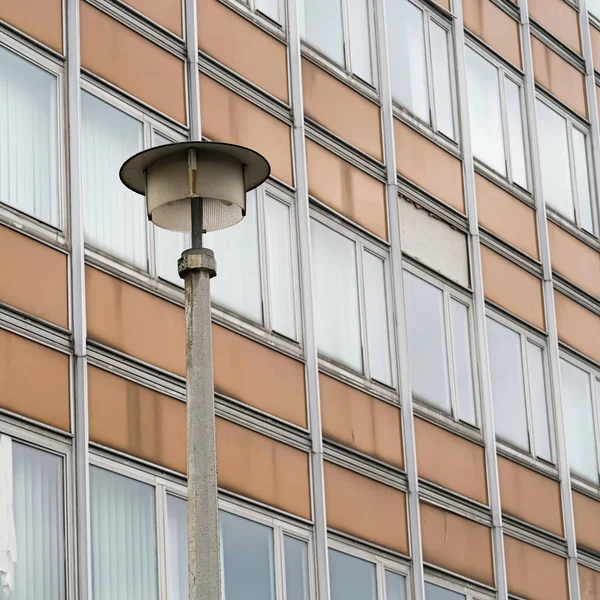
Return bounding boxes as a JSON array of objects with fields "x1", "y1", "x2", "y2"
[{"x1": 119, "y1": 141, "x2": 271, "y2": 233}]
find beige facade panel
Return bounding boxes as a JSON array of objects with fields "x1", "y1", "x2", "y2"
[
  {"x1": 475, "y1": 174, "x2": 539, "y2": 260},
  {"x1": 592, "y1": 25, "x2": 600, "y2": 72},
  {"x1": 324, "y1": 462, "x2": 409, "y2": 553},
  {"x1": 0, "y1": 329, "x2": 70, "y2": 431},
  {"x1": 531, "y1": 36, "x2": 587, "y2": 119},
  {"x1": 394, "y1": 119, "x2": 465, "y2": 213},
  {"x1": 432, "y1": 0, "x2": 451, "y2": 10},
  {"x1": 463, "y1": 0, "x2": 522, "y2": 68},
  {"x1": 320, "y1": 374, "x2": 404, "y2": 468},
  {"x1": 480, "y1": 245, "x2": 546, "y2": 330},
  {"x1": 302, "y1": 58, "x2": 382, "y2": 161},
  {"x1": 498, "y1": 456, "x2": 563, "y2": 536},
  {"x1": 504, "y1": 536, "x2": 569, "y2": 600},
  {"x1": 80, "y1": 2, "x2": 187, "y2": 124},
  {"x1": 200, "y1": 74, "x2": 293, "y2": 185},
  {"x1": 306, "y1": 139, "x2": 387, "y2": 240},
  {"x1": 548, "y1": 222, "x2": 600, "y2": 299},
  {"x1": 198, "y1": 0, "x2": 288, "y2": 103},
  {"x1": 124, "y1": 0, "x2": 183, "y2": 36},
  {"x1": 420, "y1": 503, "x2": 495, "y2": 586},
  {"x1": 213, "y1": 324, "x2": 307, "y2": 428},
  {"x1": 217, "y1": 418, "x2": 311, "y2": 520},
  {"x1": 555, "y1": 291, "x2": 600, "y2": 364},
  {"x1": 573, "y1": 490, "x2": 600, "y2": 555},
  {"x1": 529, "y1": 0, "x2": 581, "y2": 54},
  {"x1": 0, "y1": 0, "x2": 63, "y2": 53},
  {"x1": 85, "y1": 266, "x2": 186, "y2": 377},
  {"x1": 0, "y1": 225, "x2": 69, "y2": 329},
  {"x1": 415, "y1": 418, "x2": 488, "y2": 505},
  {"x1": 88, "y1": 366, "x2": 186, "y2": 473},
  {"x1": 580, "y1": 565, "x2": 600, "y2": 599}
]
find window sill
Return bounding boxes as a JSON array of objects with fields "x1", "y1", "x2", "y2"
[
  {"x1": 473, "y1": 161, "x2": 534, "y2": 209},
  {"x1": 496, "y1": 441, "x2": 559, "y2": 480},
  {"x1": 412, "y1": 401, "x2": 484, "y2": 446},
  {"x1": 217, "y1": 0, "x2": 286, "y2": 42},
  {"x1": 546, "y1": 209, "x2": 599, "y2": 251},
  {"x1": 0, "y1": 204, "x2": 67, "y2": 253}
]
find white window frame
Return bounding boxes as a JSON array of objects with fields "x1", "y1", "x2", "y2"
[
  {"x1": 424, "y1": 572, "x2": 494, "y2": 600},
  {"x1": 233, "y1": 0, "x2": 286, "y2": 26}
]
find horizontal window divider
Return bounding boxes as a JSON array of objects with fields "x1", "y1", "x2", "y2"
[
  {"x1": 0, "y1": 20, "x2": 66, "y2": 62},
  {"x1": 547, "y1": 211, "x2": 600, "y2": 251},
  {"x1": 423, "y1": 563, "x2": 497, "y2": 596},
  {"x1": 0, "y1": 411, "x2": 74, "y2": 445},
  {"x1": 327, "y1": 529, "x2": 413, "y2": 565},
  {"x1": 535, "y1": 85, "x2": 591, "y2": 130},
  {"x1": 480, "y1": 233, "x2": 544, "y2": 277},
  {"x1": 577, "y1": 548, "x2": 600, "y2": 571},
  {"x1": 558, "y1": 342, "x2": 600, "y2": 378},
  {"x1": 473, "y1": 162, "x2": 534, "y2": 208},
  {"x1": 553, "y1": 276, "x2": 600, "y2": 318},
  {"x1": 411, "y1": 402, "x2": 484, "y2": 445},
  {"x1": 0, "y1": 206, "x2": 68, "y2": 252},
  {"x1": 571, "y1": 478, "x2": 600, "y2": 503},
  {"x1": 402, "y1": 254, "x2": 473, "y2": 296},
  {"x1": 484, "y1": 299, "x2": 548, "y2": 338},
  {"x1": 496, "y1": 444, "x2": 559, "y2": 480},
  {"x1": 530, "y1": 23, "x2": 586, "y2": 75},
  {"x1": 502, "y1": 519, "x2": 569, "y2": 558},
  {"x1": 216, "y1": 0, "x2": 287, "y2": 42}
]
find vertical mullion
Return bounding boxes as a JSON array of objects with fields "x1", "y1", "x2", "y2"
[
  {"x1": 155, "y1": 484, "x2": 167, "y2": 600},
  {"x1": 274, "y1": 525, "x2": 285, "y2": 600},
  {"x1": 565, "y1": 122, "x2": 582, "y2": 229},
  {"x1": 498, "y1": 71, "x2": 513, "y2": 184},
  {"x1": 144, "y1": 120, "x2": 158, "y2": 280},
  {"x1": 257, "y1": 188, "x2": 272, "y2": 332},
  {"x1": 423, "y1": 13, "x2": 437, "y2": 133},
  {"x1": 356, "y1": 243, "x2": 371, "y2": 381},
  {"x1": 341, "y1": 0, "x2": 353, "y2": 75},
  {"x1": 520, "y1": 334, "x2": 537, "y2": 459},
  {"x1": 186, "y1": 0, "x2": 201, "y2": 140}
]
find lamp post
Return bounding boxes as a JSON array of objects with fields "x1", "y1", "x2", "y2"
[{"x1": 120, "y1": 142, "x2": 270, "y2": 600}]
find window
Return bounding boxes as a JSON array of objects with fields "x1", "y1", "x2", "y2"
[
  {"x1": 299, "y1": 0, "x2": 375, "y2": 84},
  {"x1": 206, "y1": 186, "x2": 299, "y2": 341},
  {"x1": 589, "y1": 0, "x2": 600, "y2": 20},
  {"x1": 403, "y1": 267, "x2": 477, "y2": 425},
  {"x1": 426, "y1": 582, "x2": 465, "y2": 600},
  {"x1": 0, "y1": 45, "x2": 61, "y2": 228},
  {"x1": 536, "y1": 97, "x2": 596, "y2": 235},
  {"x1": 486, "y1": 315, "x2": 552, "y2": 462},
  {"x1": 310, "y1": 215, "x2": 394, "y2": 386},
  {"x1": 238, "y1": 0, "x2": 282, "y2": 23},
  {"x1": 386, "y1": 0, "x2": 455, "y2": 140},
  {"x1": 465, "y1": 46, "x2": 528, "y2": 189}
]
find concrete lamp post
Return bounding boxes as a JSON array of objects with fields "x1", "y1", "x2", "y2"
[{"x1": 120, "y1": 142, "x2": 270, "y2": 600}]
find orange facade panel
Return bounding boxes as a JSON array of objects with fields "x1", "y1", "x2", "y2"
[
  {"x1": 415, "y1": 418, "x2": 488, "y2": 505},
  {"x1": 80, "y1": 2, "x2": 187, "y2": 124},
  {"x1": 217, "y1": 418, "x2": 311, "y2": 519},
  {"x1": 320, "y1": 374, "x2": 403, "y2": 468},
  {"x1": 498, "y1": 456, "x2": 563, "y2": 536},
  {"x1": 88, "y1": 366, "x2": 186, "y2": 473},
  {"x1": 573, "y1": 490, "x2": 600, "y2": 555},
  {"x1": 85, "y1": 266, "x2": 185, "y2": 376},
  {"x1": 124, "y1": 0, "x2": 183, "y2": 36},
  {"x1": 504, "y1": 536, "x2": 569, "y2": 600},
  {"x1": 0, "y1": 225, "x2": 69, "y2": 329},
  {"x1": 592, "y1": 25, "x2": 600, "y2": 72},
  {"x1": 302, "y1": 58, "x2": 382, "y2": 161},
  {"x1": 432, "y1": 0, "x2": 451, "y2": 10},
  {"x1": 306, "y1": 139, "x2": 387, "y2": 240},
  {"x1": 200, "y1": 74, "x2": 293, "y2": 185},
  {"x1": 529, "y1": 0, "x2": 581, "y2": 54},
  {"x1": 420, "y1": 503, "x2": 495, "y2": 586},
  {"x1": 0, "y1": 329, "x2": 70, "y2": 431},
  {"x1": 475, "y1": 174, "x2": 539, "y2": 260},
  {"x1": 580, "y1": 565, "x2": 600, "y2": 599},
  {"x1": 394, "y1": 119, "x2": 465, "y2": 213},
  {"x1": 481, "y1": 245, "x2": 545, "y2": 330},
  {"x1": 198, "y1": 0, "x2": 288, "y2": 103},
  {"x1": 555, "y1": 291, "x2": 600, "y2": 364},
  {"x1": 324, "y1": 462, "x2": 409, "y2": 553}
]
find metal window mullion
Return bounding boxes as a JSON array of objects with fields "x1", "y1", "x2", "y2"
[
  {"x1": 341, "y1": 0, "x2": 353, "y2": 76},
  {"x1": 144, "y1": 120, "x2": 158, "y2": 279},
  {"x1": 274, "y1": 524, "x2": 286, "y2": 600},
  {"x1": 155, "y1": 483, "x2": 168, "y2": 600},
  {"x1": 356, "y1": 243, "x2": 372, "y2": 381},
  {"x1": 186, "y1": 0, "x2": 201, "y2": 139},
  {"x1": 257, "y1": 187, "x2": 273, "y2": 332},
  {"x1": 423, "y1": 14, "x2": 438, "y2": 133},
  {"x1": 498, "y1": 71, "x2": 514, "y2": 185},
  {"x1": 520, "y1": 334, "x2": 537, "y2": 459},
  {"x1": 376, "y1": 559, "x2": 386, "y2": 600}
]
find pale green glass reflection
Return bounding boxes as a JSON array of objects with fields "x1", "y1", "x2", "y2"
[
  {"x1": 328, "y1": 549, "x2": 376, "y2": 600},
  {"x1": 385, "y1": 571, "x2": 407, "y2": 600},
  {"x1": 425, "y1": 582, "x2": 465, "y2": 600},
  {"x1": 284, "y1": 536, "x2": 310, "y2": 600}
]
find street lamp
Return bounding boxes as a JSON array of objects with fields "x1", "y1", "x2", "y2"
[{"x1": 120, "y1": 142, "x2": 270, "y2": 600}]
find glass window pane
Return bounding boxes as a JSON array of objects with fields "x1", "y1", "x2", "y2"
[
  {"x1": 283, "y1": 536, "x2": 310, "y2": 600},
  {"x1": 166, "y1": 495, "x2": 187, "y2": 600},
  {"x1": 536, "y1": 99, "x2": 575, "y2": 220},
  {"x1": 450, "y1": 299, "x2": 476, "y2": 425},
  {"x1": 465, "y1": 48, "x2": 505, "y2": 176},
  {"x1": 311, "y1": 220, "x2": 363, "y2": 372},
  {"x1": 572, "y1": 128, "x2": 595, "y2": 234},
  {"x1": 526, "y1": 342, "x2": 552, "y2": 462},
  {"x1": 256, "y1": 0, "x2": 280, "y2": 22},
  {"x1": 220, "y1": 511, "x2": 275, "y2": 600},
  {"x1": 328, "y1": 549, "x2": 376, "y2": 600},
  {"x1": 404, "y1": 271, "x2": 452, "y2": 414},
  {"x1": 348, "y1": 0, "x2": 372, "y2": 83},
  {"x1": 0, "y1": 47, "x2": 60, "y2": 227},
  {"x1": 386, "y1": 0, "x2": 430, "y2": 124},
  {"x1": 504, "y1": 78, "x2": 528, "y2": 189},
  {"x1": 487, "y1": 318, "x2": 529, "y2": 451},
  {"x1": 81, "y1": 92, "x2": 147, "y2": 268},
  {"x1": 385, "y1": 571, "x2": 407, "y2": 600},
  {"x1": 590, "y1": 0, "x2": 600, "y2": 19},
  {"x1": 90, "y1": 466, "x2": 158, "y2": 600},
  {"x1": 264, "y1": 195, "x2": 296, "y2": 340},
  {"x1": 300, "y1": 0, "x2": 344, "y2": 66},
  {"x1": 425, "y1": 582, "x2": 465, "y2": 600},
  {"x1": 561, "y1": 359, "x2": 598, "y2": 483},
  {"x1": 363, "y1": 251, "x2": 392, "y2": 385},
  {"x1": 206, "y1": 189, "x2": 262, "y2": 325},
  {"x1": 429, "y1": 22, "x2": 455, "y2": 140}
]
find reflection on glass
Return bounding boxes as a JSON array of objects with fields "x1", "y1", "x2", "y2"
[
  {"x1": 385, "y1": 571, "x2": 407, "y2": 600},
  {"x1": 429, "y1": 22, "x2": 455, "y2": 140},
  {"x1": 572, "y1": 128, "x2": 595, "y2": 234},
  {"x1": 256, "y1": 0, "x2": 280, "y2": 22},
  {"x1": 166, "y1": 495, "x2": 187, "y2": 600},
  {"x1": 328, "y1": 549, "x2": 376, "y2": 600},
  {"x1": 284, "y1": 536, "x2": 310, "y2": 600},
  {"x1": 504, "y1": 77, "x2": 528, "y2": 189},
  {"x1": 526, "y1": 342, "x2": 552, "y2": 462},
  {"x1": 450, "y1": 299, "x2": 476, "y2": 425},
  {"x1": 589, "y1": 0, "x2": 600, "y2": 19},
  {"x1": 425, "y1": 582, "x2": 466, "y2": 600},
  {"x1": 300, "y1": 0, "x2": 344, "y2": 66},
  {"x1": 348, "y1": 0, "x2": 372, "y2": 82}
]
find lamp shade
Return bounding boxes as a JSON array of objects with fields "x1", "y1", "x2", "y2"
[{"x1": 119, "y1": 142, "x2": 271, "y2": 233}]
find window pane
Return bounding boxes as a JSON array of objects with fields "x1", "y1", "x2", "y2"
[
  {"x1": 283, "y1": 536, "x2": 310, "y2": 600},
  {"x1": 363, "y1": 251, "x2": 392, "y2": 385},
  {"x1": 536, "y1": 100, "x2": 575, "y2": 220},
  {"x1": 425, "y1": 582, "x2": 465, "y2": 600},
  {"x1": 256, "y1": 0, "x2": 280, "y2": 22},
  {"x1": 166, "y1": 495, "x2": 187, "y2": 600},
  {"x1": 450, "y1": 299, "x2": 476, "y2": 425},
  {"x1": 0, "y1": 47, "x2": 60, "y2": 227},
  {"x1": 561, "y1": 359, "x2": 598, "y2": 483},
  {"x1": 429, "y1": 21, "x2": 454, "y2": 140},
  {"x1": 328, "y1": 549, "x2": 376, "y2": 600},
  {"x1": 81, "y1": 92, "x2": 147, "y2": 268},
  {"x1": 385, "y1": 571, "x2": 407, "y2": 600},
  {"x1": 9, "y1": 442, "x2": 65, "y2": 600},
  {"x1": 505, "y1": 78, "x2": 528, "y2": 189},
  {"x1": 465, "y1": 48, "x2": 505, "y2": 176},
  {"x1": 300, "y1": 0, "x2": 344, "y2": 66},
  {"x1": 404, "y1": 271, "x2": 452, "y2": 414},
  {"x1": 386, "y1": 0, "x2": 430, "y2": 124},
  {"x1": 220, "y1": 511, "x2": 275, "y2": 600},
  {"x1": 348, "y1": 0, "x2": 372, "y2": 82},
  {"x1": 90, "y1": 466, "x2": 158, "y2": 600},
  {"x1": 572, "y1": 128, "x2": 595, "y2": 234},
  {"x1": 311, "y1": 220, "x2": 363, "y2": 372},
  {"x1": 206, "y1": 189, "x2": 262, "y2": 325},
  {"x1": 487, "y1": 318, "x2": 529, "y2": 451},
  {"x1": 264, "y1": 195, "x2": 296, "y2": 340},
  {"x1": 526, "y1": 342, "x2": 552, "y2": 462},
  {"x1": 590, "y1": 0, "x2": 600, "y2": 18}
]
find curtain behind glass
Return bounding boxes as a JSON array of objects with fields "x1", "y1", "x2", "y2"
[{"x1": 166, "y1": 495, "x2": 187, "y2": 600}]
